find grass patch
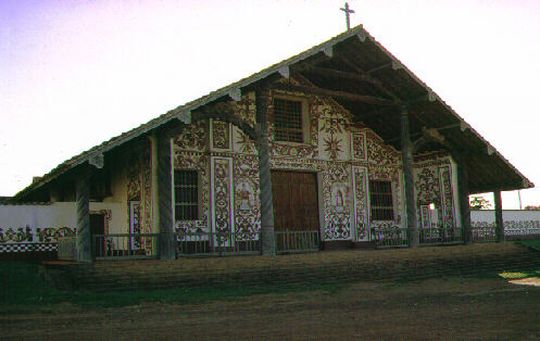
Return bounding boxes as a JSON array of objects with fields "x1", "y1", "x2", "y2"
[
  {"x1": 0, "y1": 261, "x2": 344, "y2": 312},
  {"x1": 520, "y1": 239, "x2": 540, "y2": 251},
  {"x1": 499, "y1": 269, "x2": 540, "y2": 280}
]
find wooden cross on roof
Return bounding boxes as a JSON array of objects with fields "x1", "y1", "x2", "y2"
[{"x1": 340, "y1": 2, "x2": 355, "y2": 31}]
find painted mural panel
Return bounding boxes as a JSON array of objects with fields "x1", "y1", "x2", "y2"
[
  {"x1": 352, "y1": 166, "x2": 369, "y2": 241},
  {"x1": 413, "y1": 156, "x2": 457, "y2": 230},
  {"x1": 210, "y1": 119, "x2": 232, "y2": 151},
  {"x1": 211, "y1": 157, "x2": 234, "y2": 241},
  {"x1": 322, "y1": 163, "x2": 352, "y2": 240},
  {"x1": 173, "y1": 121, "x2": 210, "y2": 236},
  {"x1": 233, "y1": 154, "x2": 260, "y2": 240}
]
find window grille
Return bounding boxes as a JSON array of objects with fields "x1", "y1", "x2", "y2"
[
  {"x1": 174, "y1": 170, "x2": 199, "y2": 220},
  {"x1": 369, "y1": 180, "x2": 394, "y2": 221},
  {"x1": 273, "y1": 98, "x2": 304, "y2": 143}
]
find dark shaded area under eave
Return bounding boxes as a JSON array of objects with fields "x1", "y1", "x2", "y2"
[{"x1": 294, "y1": 35, "x2": 529, "y2": 194}]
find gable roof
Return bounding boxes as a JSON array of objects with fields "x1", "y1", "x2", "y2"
[{"x1": 13, "y1": 25, "x2": 533, "y2": 201}]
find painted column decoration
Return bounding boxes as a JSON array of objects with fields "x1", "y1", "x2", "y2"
[
  {"x1": 211, "y1": 157, "x2": 234, "y2": 243},
  {"x1": 352, "y1": 166, "x2": 369, "y2": 241},
  {"x1": 439, "y1": 164, "x2": 456, "y2": 229}
]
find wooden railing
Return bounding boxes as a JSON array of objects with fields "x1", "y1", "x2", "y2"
[
  {"x1": 370, "y1": 226, "x2": 408, "y2": 248},
  {"x1": 275, "y1": 230, "x2": 320, "y2": 254},
  {"x1": 92, "y1": 233, "x2": 159, "y2": 259},
  {"x1": 419, "y1": 227, "x2": 463, "y2": 245},
  {"x1": 177, "y1": 231, "x2": 260, "y2": 257}
]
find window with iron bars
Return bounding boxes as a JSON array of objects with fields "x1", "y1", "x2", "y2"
[
  {"x1": 174, "y1": 170, "x2": 199, "y2": 220},
  {"x1": 273, "y1": 98, "x2": 304, "y2": 143},
  {"x1": 369, "y1": 180, "x2": 394, "y2": 221}
]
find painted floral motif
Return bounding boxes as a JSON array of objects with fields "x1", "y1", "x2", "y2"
[
  {"x1": 234, "y1": 154, "x2": 260, "y2": 239},
  {"x1": 36, "y1": 226, "x2": 75, "y2": 242},
  {"x1": 271, "y1": 143, "x2": 316, "y2": 158},
  {"x1": 415, "y1": 167, "x2": 440, "y2": 206},
  {"x1": 351, "y1": 130, "x2": 367, "y2": 161},
  {"x1": 232, "y1": 92, "x2": 256, "y2": 126},
  {"x1": 322, "y1": 163, "x2": 352, "y2": 240},
  {"x1": 323, "y1": 135, "x2": 343, "y2": 160},
  {"x1": 235, "y1": 128, "x2": 256, "y2": 154},
  {"x1": 211, "y1": 120, "x2": 231, "y2": 150},
  {"x1": 0, "y1": 225, "x2": 76, "y2": 244},
  {"x1": 0, "y1": 226, "x2": 33, "y2": 243},
  {"x1": 439, "y1": 165, "x2": 455, "y2": 229},
  {"x1": 174, "y1": 120, "x2": 207, "y2": 151},
  {"x1": 366, "y1": 131, "x2": 399, "y2": 166},
  {"x1": 173, "y1": 123, "x2": 210, "y2": 236},
  {"x1": 353, "y1": 166, "x2": 369, "y2": 240},
  {"x1": 212, "y1": 158, "x2": 233, "y2": 241}
]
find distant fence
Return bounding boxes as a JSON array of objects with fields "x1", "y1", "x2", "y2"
[{"x1": 471, "y1": 220, "x2": 540, "y2": 242}]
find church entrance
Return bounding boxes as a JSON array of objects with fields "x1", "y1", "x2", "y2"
[{"x1": 271, "y1": 171, "x2": 320, "y2": 252}]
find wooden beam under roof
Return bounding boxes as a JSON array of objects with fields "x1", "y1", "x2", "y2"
[
  {"x1": 301, "y1": 65, "x2": 402, "y2": 102},
  {"x1": 271, "y1": 82, "x2": 398, "y2": 106}
]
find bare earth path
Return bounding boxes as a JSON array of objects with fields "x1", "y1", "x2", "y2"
[{"x1": 2, "y1": 276, "x2": 540, "y2": 340}]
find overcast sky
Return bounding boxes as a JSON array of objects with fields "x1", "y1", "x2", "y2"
[{"x1": 1, "y1": 0, "x2": 539, "y2": 208}]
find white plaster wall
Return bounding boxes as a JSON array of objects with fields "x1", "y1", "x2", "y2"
[
  {"x1": 471, "y1": 210, "x2": 540, "y2": 223},
  {"x1": 0, "y1": 202, "x2": 124, "y2": 231}
]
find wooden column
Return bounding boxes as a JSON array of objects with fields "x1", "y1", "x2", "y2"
[
  {"x1": 149, "y1": 134, "x2": 160, "y2": 255},
  {"x1": 494, "y1": 190, "x2": 504, "y2": 242},
  {"x1": 157, "y1": 133, "x2": 176, "y2": 260},
  {"x1": 76, "y1": 166, "x2": 92, "y2": 263},
  {"x1": 400, "y1": 108, "x2": 419, "y2": 247},
  {"x1": 255, "y1": 89, "x2": 276, "y2": 256},
  {"x1": 457, "y1": 156, "x2": 472, "y2": 244}
]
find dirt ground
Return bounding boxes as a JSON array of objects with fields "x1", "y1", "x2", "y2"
[{"x1": 2, "y1": 276, "x2": 540, "y2": 340}]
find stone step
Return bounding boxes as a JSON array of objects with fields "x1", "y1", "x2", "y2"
[{"x1": 42, "y1": 243, "x2": 540, "y2": 292}]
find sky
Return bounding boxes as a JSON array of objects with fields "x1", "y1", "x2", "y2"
[{"x1": 1, "y1": 0, "x2": 539, "y2": 209}]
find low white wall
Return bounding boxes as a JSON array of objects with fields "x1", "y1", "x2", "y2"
[
  {"x1": 0, "y1": 202, "x2": 125, "y2": 232},
  {"x1": 471, "y1": 210, "x2": 540, "y2": 224}
]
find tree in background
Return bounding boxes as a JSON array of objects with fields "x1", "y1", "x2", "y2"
[
  {"x1": 469, "y1": 196, "x2": 492, "y2": 210},
  {"x1": 524, "y1": 205, "x2": 540, "y2": 211}
]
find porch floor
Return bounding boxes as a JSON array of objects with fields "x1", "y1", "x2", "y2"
[{"x1": 42, "y1": 243, "x2": 540, "y2": 292}]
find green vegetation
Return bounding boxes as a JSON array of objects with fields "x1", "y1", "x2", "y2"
[
  {"x1": 499, "y1": 270, "x2": 540, "y2": 280},
  {"x1": 520, "y1": 239, "x2": 540, "y2": 251},
  {"x1": 0, "y1": 261, "x2": 343, "y2": 312}
]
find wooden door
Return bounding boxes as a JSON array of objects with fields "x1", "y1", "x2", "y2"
[
  {"x1": 90, "y1": 213, "x2": 105, "y2": 257},
  {"x1": 272, "y1": 171, "x2": 319, "y2": 231}
]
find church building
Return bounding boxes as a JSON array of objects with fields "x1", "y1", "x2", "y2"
[{"x1": 11, "y1": 25, "x2": 533, "y2": 261}]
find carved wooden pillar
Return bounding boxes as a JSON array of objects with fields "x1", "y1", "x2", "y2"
[
  {"x1": 255, "y1": 89, "x2": 276, "y2": 256},
  {"x1": 401, "y1": 107, "x2": 419, "y2": 247},
  {"x1": 494, "y1": 190, "x2": 504, "y2": 242},
  {"x1": 76, "y1": 166, "x2": 92, "y2": 263},
  {"x1": 457, "y1": 157, "x2": 472, "y2": 244},
  {"x1": 157, "y1": 133, "x2": 176, "y2": 260}
]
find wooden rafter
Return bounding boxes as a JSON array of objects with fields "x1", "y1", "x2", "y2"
[
  {"x1": 271, "y1": 82, "x2": 398, "y2": 106},
  {"x1": 334, "y1": 54, "x2": 402, "y2": 102}
]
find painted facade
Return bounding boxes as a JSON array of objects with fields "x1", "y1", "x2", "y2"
[{"x1": 169, "y1": 88, "x2": 461, "y2": 244}]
